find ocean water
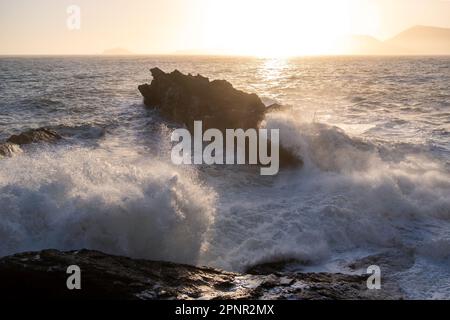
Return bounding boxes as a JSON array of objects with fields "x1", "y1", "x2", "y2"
[{"x1": 0, "y1": 56, "x2": 449, "y2": 299}]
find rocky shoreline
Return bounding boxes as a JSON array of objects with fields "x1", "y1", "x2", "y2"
[{"x1": 0, "y1": 249, "x2": 403, "y2": 300}]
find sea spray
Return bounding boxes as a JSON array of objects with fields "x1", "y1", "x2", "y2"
[
  {"x1": 0, "y1": 145, "x2": 216, "y2": 264},
  {"x1": 171, "y1": 120, "x2": 280, "y2": 175},
  {"x1": 200, "y1": 112, "x2": 450, "y2": 274}
]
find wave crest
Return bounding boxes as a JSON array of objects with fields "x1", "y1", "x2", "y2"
[{"x1": 0, "y1": 146, "x2": 216, "y2": 264}]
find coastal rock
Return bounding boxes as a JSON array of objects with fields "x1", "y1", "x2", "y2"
[
  {"x1": 0, "y1": 128, "x2": 62, "y2": 159},
  {"x1": 0, "y1": 249, "x2": 402, "y2": 300},
  {"x1": 0, "y1": 142, "x2": 22, "y2": 158},
  {"x1": 139, "y1": 68, "x2": 302, "y2": 167},
  {"x1": 6, "y1": 128, "x2": 62, "y2": 145},
  {"x1": 138, "y1": 68, "x2": 266, "y2": 132}
]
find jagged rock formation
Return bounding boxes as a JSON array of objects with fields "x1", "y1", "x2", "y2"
[
  {"x1": 0, "y1": 250, "x2": 402, "y2": 300},
  {"x1": 139, "y1": 68, "x2": 266, "y2": 132},
  {"x1": 6, "y1": 128, "x2": 61, "y2": 145},
  {"x1": 138, "y1": 68, "x2": 302, "y2": 166},
  {"x1": 0, "y1": 128, "x2": 61, "y2": 158}
]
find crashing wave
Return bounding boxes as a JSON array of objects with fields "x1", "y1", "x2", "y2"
[{"x1": 0, "y1": 146, "x2": 216, "y2": 265}]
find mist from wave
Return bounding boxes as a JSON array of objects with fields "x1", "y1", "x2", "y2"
[
  {"x1": 202, "y1": 112, "x2": 450, "y2": 266},
  {"x1": 0, "y1": 144, "x2": 216, "y2": 265}
]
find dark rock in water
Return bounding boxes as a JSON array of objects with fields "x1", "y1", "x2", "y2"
[
  {"x1": 139, "y1": 68, "x2": 302, "y2": 167},
  {"x1": 139, "y1": 68, "x2": 266, "y2": 132},
  {"x1": 0, "y1": 142, "x2": 22, "y2": 158},
  {"x1": 0, "y1": 249, "x2": 402, "y2": 300},
  {"x1": 6, "y1": 128, "x2": 62, "y2": 145},
  {"x1": 0, "y1": 128, "x2": 62, "y2": 159}
]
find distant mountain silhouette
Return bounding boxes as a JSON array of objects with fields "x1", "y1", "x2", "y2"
[
  {"x1": 102, "y1": 47, "x2": 134, "y2": 55},
  {"x1": 102, "y1": 26, "x2": 449, "y2": 56},
  {"x1": 385, "y1": 25, "x2": 450, "y2": 55},
  {"x1": 337, "y1": 26, "x2": 450, "y2": 55}
]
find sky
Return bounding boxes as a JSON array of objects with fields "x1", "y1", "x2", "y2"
[{"x1": 1, "y1": 0, "x2": 450, "y2": 56}]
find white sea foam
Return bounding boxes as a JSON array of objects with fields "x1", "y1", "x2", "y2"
[
  {"x1": 265, "y1": 112, "x2": 450, "y2": 221},
  {"x1": 0, "y1": 145, "x2": 216, "y2": 264},
  {"x1": 200, "y1": 113, "x2": 450, "y2": 295}
]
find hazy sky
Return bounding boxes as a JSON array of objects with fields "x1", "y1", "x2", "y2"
[{"x1": 1, "y1": 0, "x2": 450, "y2": 55}]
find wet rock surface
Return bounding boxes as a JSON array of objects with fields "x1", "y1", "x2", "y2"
[
  {"x1": 6, "y1": 128, "x2": 62, "y2": 145},
  {"x1": 0, "y1": 128, "x2": 62, "y2": 158},
  {"x1": 0, "y1": 250, "x2": 403, "y2": 300},
  {"x1": 0, "y1": 142, "x2": 23, "y2": 158}
]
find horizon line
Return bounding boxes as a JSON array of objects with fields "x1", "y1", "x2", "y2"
[{"x1": 1, "y1": 53, "x2": 450, "y2": 58}]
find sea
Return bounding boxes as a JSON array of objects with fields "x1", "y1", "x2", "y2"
[{"x1": 0, "y1": 55, "x2": 449, "y2": 299}]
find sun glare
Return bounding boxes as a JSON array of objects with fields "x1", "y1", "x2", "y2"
[{"x1": 203, "y1": 0, "x2": 355, "y2": 57}]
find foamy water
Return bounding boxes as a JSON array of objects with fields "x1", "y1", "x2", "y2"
[{"x1": 0, "y1": 56, "x2": 449, "y2": 298}]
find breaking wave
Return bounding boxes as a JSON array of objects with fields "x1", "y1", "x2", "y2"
[
  {"x1": 200, "y1": 112, "x2": 450, "y2": 276},
  {"x1": 0, "y1": 145, "x2": 216, "y2": 265}
]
